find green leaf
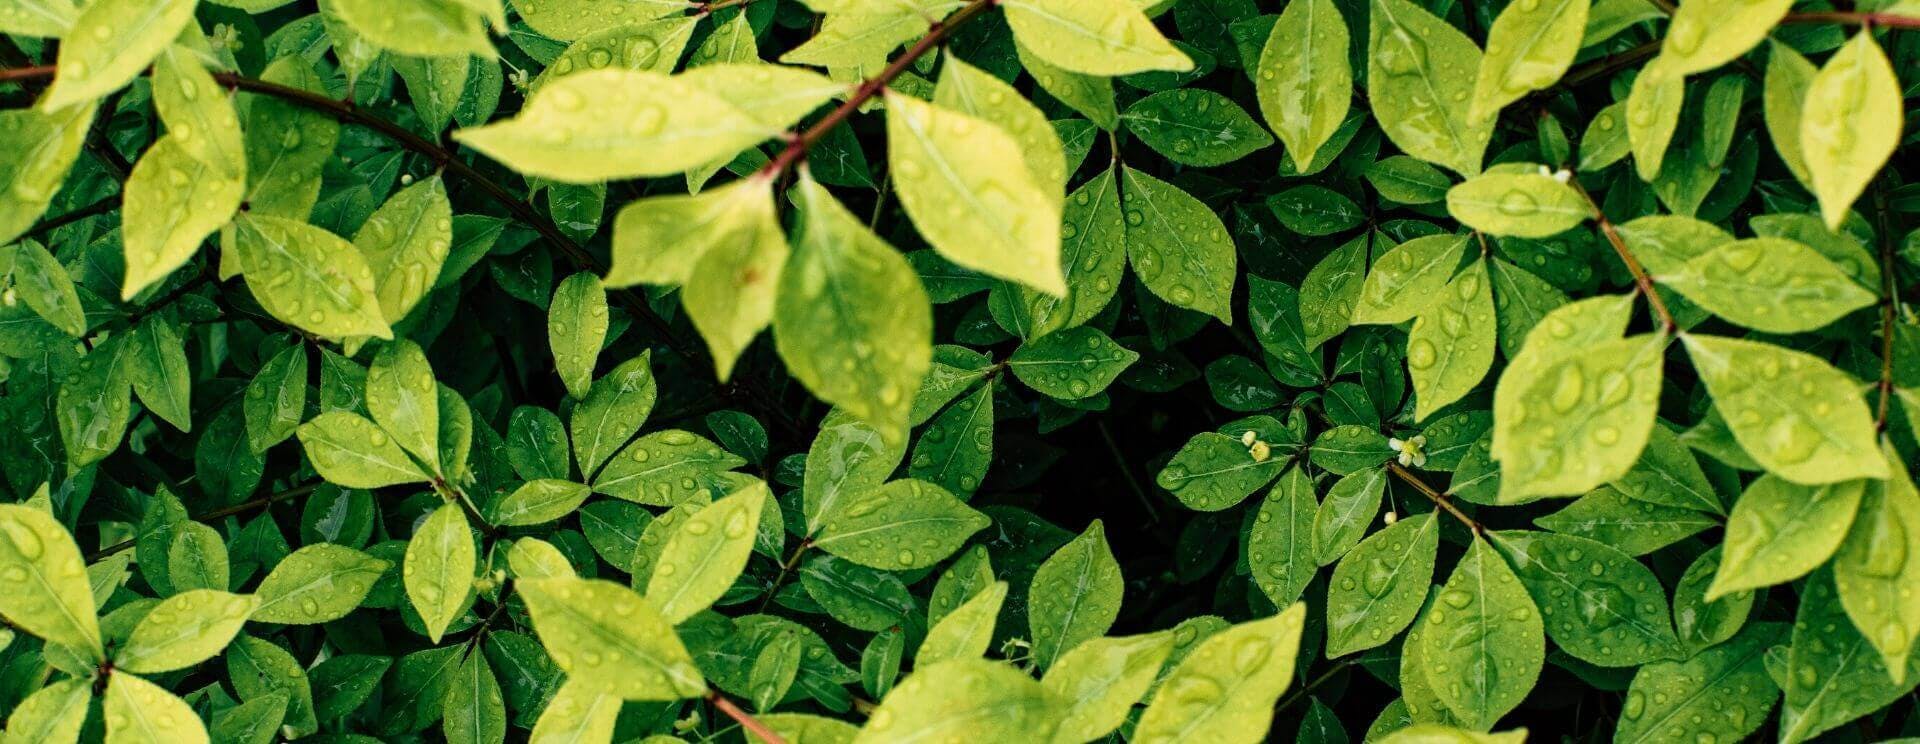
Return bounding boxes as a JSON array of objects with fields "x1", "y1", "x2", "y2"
[
  {"x1": 1445, "y1": 171, "x2": 1590, "y2": 238},
  {"x1": 1533, "y1": 486, "x2": 1714, "y2": 555},
  {"x1": 228, "y1": 635, "x2": 318, "y2": 736},
  {"x1": 936, "y1": 53, "x2": 1068, "y2": 201},
  {"x1": 443, "y1": 643, "x2": 508, "y2": 744},
  {"x1": 0, "y1": 102, "x2": 92, "y2": 246},
  {"x1": 1121, "y1": 166, "x2": 1237, "y2": 322},
  {"x1": 298, "y1": 411, "x2": 432, "y2": 489},
  {"x1": 887, "y1": 90, "x2": 1065, "y2": 296},
  {"x1": 233, "y1": 214, "x2": 392, "y2": 340},
  {"x1": 1041, "y1": 632, "x2": 1175, "y2": 744},
  {"x1": 1608, "y1": 425, "x2": 1722, "y2": 514},
  {"x1": 1682, "y1": 334, "x2": 1886, "y2": 484},
  {"x1": 0, "y1": 0, "x2": 78, "y2": 36},
  {"x1": 803, "y1": 409, "x2": 906, "y2": 534},
  {"x1": 57, "y1": 337, "x2": 133, "y2": 469},
  {"x1": 815, "y1": 479, "x2": 988, "y2": 571},
  {"x1": 1833, "y1": 443, "x2": 1920, "y2": 682},
  {"x1": 549, "y1": 272, "x2": 608, "y2": 399},
  {"x1": 528, "y1": 680, "x2": 622, "y2": 743},
  {"x1": 1301, "y1": 233, "x2": 1369, "y2": 348},
  {"x1": 1625, "y1": 60, "x2": 1684, "y2": 180},
  {"x1": 535, "y1": 16, "x2": 697, "y2": 88},
  {"x1": 918, "y1": 580, "x2": 1005, "y2": 666},
  {"x1": 1353, "y1": 234, "x2": 1470, "y2": 325},
  {"x1": 853, "y1": 658, "x2": 1062, "y2": 743},
  {"x1": 1249, "y1": 466, "x2": 1319, "y2": 607},
  {"x1": 115, "y1": 590, "x2": 258, "y2": 674},
  {"x1": 1158, "y1": 431, "x2": 1286, "y2": 510},
  {"x1": 124, "y1": 317, "x2": 192, "y2": 432},
  {"x1": 909, "y1": 383, "x2": 994, "y2": 498},
  {"x1": 570, "y1": 352, "x2": 658, "y2": 479},
  {"x1": 355, "y1": 175, "x2": 454, "y2": 328},
  {"x1": 1255, "y1": 0, "x2": 1351, "y2": 166},
  {"x1": 774, "y1": 172, "x2": 932, "y2": 437},
  {"x1": 1325, "y1": 513, "x2": 1438, "y2": 657},
  {"x1": 330, "y1": 0, "x2": 491, "y2": 56},
  {"x1": 1008, "y1": 326, "x2": 1139, "y2": 400},
  {"x1": 1023, "y1": 166, "x2": 1126, "y2": 337},
  {"x1": 518, "y1": 576, "x2": 707, "y2": 699},
  {"x1": 0, "y1": 504, "x2": 102, "y2": 659},
  {"x1": 1368, "y1": 0, "x2": 1492, "y2": 176},
  {"x1": 1577, "y1": 101, "x2": 1631, "y2": 172},
  {"x1": 1470, "y1": 0, "x2": 1587, "y2": 121},
  {"x1": 1135, "y1": 603, "x2": 1307, "y2": 741},
  {"x1": 1802, "y1": 32, "x2": 1901, "y2": 229},
  {"x1": 5, "y1": 678, "x2": 90, "y2": 744},
  {"x1": 1710, "y1": 473, "x2": 1864, "y2": 602},
  {"x1": 1657, "y1": 238, "x2": 1875, "y2": 333},
  {"x1": 1763, "y1": 42, "x2": 1816, "y2": 187},
  {"x1": 1672, "y1": 546, "x2": 1753, "y2": 655},
  {"x1": 455, "y1": 70, "x2": 771, "y2": 183},
  {"x1": 252, "y1": 543, "x2": 390, "y2": 624},
  {"x1": 3, "y1": 239, "x2": 83, "y2": 337},
  {"x1": 507, "y1": 536, "x2": 577, "y2": 579},
  {"x1": 121, "y1": 136, "x2": 246, "y2": 301},
  {"x1": 1003, "y1": 0, "x2": 1194, "y2": 76},
  {"x1": 152, "y1": 44, "x2": 244, "y2": 174},
  {"x1": 40, "y1": 0, "x2": 195, "y2": 110},
  {"x1": 646, "y1": 483, "x2": 765, "y2": 622},
  {"x1": 1779, "y1": 570, "x2": 1920, "y2": 743},
  {"x1": 1310, "y1": 425, "x2": 1394, "y2": 475},
  {"x1": 1492, "y1": 314, "x2": 1663, "y2": 501},
  {"x1": 1659, "y1": 0, "x2": 1792, "y2": 76},
  {"x1": 405, "y1": 502, "x2": 476, "y2": 643},
  {"x1": 1030, "y1": 520, "x2": 1124, "y2": 669},
  {"x1": 492, "y1": 480, "x2": 591, "y2": 527},
  {"x1": 1017, "y1": 42, "x2": 1120, "y2": 130},
  {"x1": 1366, "y1": 156, "x2": 1451, "y2": 205},
  {"x1": 1409, "y1": 260, "x2": 1496, "y2": 421},
  {"x1": 368, "y1": 339, "x2": 440, "y2": 474},
  {"x1": 1614, "y1": 621, "x2": 1784, "y2": 744},
  {"x1": 103, "y1": 672, "x2": 208, "y2": 744},
  {"x1": 1492, "y1": 530, "x2": 1680, "y2": 667},
  {"x1": 1122, "y1": 89, "x2": 1272, "y2": 166},
  {"x1": 1418, "y1": 535, "x2": 1543, "y2": 730},
  {"x1": 393, "y1": 54, "x2": 471, "y2": 134},
  {"x1": 1312, "y1": 467, "x2": 1386, "y2": 566},
  {"x1": 239, "y1": 58, "x2": 339, "y2": 220}
]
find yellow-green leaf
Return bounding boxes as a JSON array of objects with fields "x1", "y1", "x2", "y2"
[
  {"x1": 1682, "y1": 334, "x2": 1887, "y2": 484},
  {"x1": 1493, "y1": 321, "x2": 1664, "y2": 501},
  {"x1": 0, "y1": 504, "x2": 102, "y2": 660},
  {"x1": 232, "y1": 214, "x2": 392, "y2": 340},
  {"x1": 1763, "y1": 42, "x2": 1815, "y2": 187},
  {"x1": 405, "y1": 502, "x2": 476, "y2": 643},
  {"x1": 518, "y1": 577, "x2": 707, "y2": 700},
  {"x1": 1352, "y1": 233, "x2": 1471, "y2": 325},
  {"x1": 40, "y1": 0, "x2": 195, "y2": 110},
  {"x1": 1833, "y1": 442, "x2": 1920, "y2": 684},
  {"x1": 935, "y1": 53, "x2": 1066, "y2": 204},
  {"x1": 0, "y1": 0, "x2": 78, "y2": 37},
  {"x1": 1135, "y1": 603, "x2": 1307, "y2": 742},
  {"x1": 646, "y1": 483, "x2": 766, "y2": 623},
  {"x1": 852, "y1": 658, "x2": 1063, "y2": 743},
  {"x1": 1041, "y1": 632, "x2": 1174, "y2": 744},
  {"x1": 1255, "y1": 0, "x2": 1351, "y2": 167},
  {"x1": 354, "y1": 175, "x2": 453, "y2": 327},
  {"x1": 1445, "y1": 170, "x2": 1591, "y2": 238},
  {"x1": 104, "y1": 673, "x2": 208, "y2": 744},
  {"x1": 1656, "y1": 237, "x2": 1876, "y2": 334},
  {"x1": 1120, "y1": 166, "x2": 1236, "y2": 322},
  {"x1": 1626, "y1": 59, "x2": 1684, "y2": 180},
  {"x1": 1802, "y1": 32, "x2": 1901, "y2": 230},
  {"x1": 121, "y1": 135, "x2": 246, "y2": 300},
  {"x1": 115, "y1": 590, "x2": 258, "y2": 674},
  {"x1": 1659, "y1": 0, "x2": 1792, "y2": 76},
  {"x1": 1368, "y1": 0, "x2": 1492, "y2": 176},
  {"x1": 1409, "y1": 260, "x2": 1496, "y2": 422},
  {"x1": 1003, "y1": 0, "x2": 1194, "y2": 76},
  {"x1": 329, "y1": 0, "x2": 492, "y2": 57},
  {"x1": 0, "y1": 101, "x2": 93, "y2": 246},
  {"x1": 511, "y1": 0, "x2": 692, "y2": 41},
  {"x1": 296, "y1": 411, "x2": 432, "y2": 489}
]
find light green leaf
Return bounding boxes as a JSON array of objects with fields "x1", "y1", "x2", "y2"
[
  {"x1": 1657, "y1": 238, "x2": 1875, "y2": 333},
  {"x1": 355, "y1": 175, "x2": 453, "y2": 328},
  {"x1": 1017, "y1": 41, "x2": 1119, "y2": 130},
  {"x1": 1255, "y1": 0, "x2": 1351, "y2": 167},
  {"x1": 368, "y1": 339, "x2": 440, "y2": 474},
  {"x1": 1609, "y1": 425, "x2": 1722, "y2": 514},
  {"x1": 1470, "y1": 0, "x2": 1587, "y2": 121},
  {"x1": 115, "y1": 590, "x2": 257, "y2": 674},
  {"x1": 803, "y1": 409, "x2": 906, "y2": 534},
  {"x1": 1023, "y1": 166, "x2": 1125, "y2": 337},
  {"x1": 120, "y1": 132, "x2": 248, "y2": 300},
  {"x1": 4, "y1": 678, "x2": 90, "y2": 744},
  {"x1": 1445, "y1": 171, "x2": 1590, "y2": 238},
  {"x1": 329, "y1": 0, "x2": 492, "y2": 57},
  {"x1": 1779, "y1": 570, "x2": 1920, "y2": 743},
  {"x1": 512, "y1": 0, "x2": 691, "y2": 41},
  {"x1": 680, "y1": 181, "x2": 789, "y2": 382},
  {"x1": 56, "y1": 336, "x2": 133, "y2": 468},
  {"x1": 1008, "y1": 326, "x2": 1138, "y2": 400},
  {"x1": 1660, "y1": 0, "x2": 1792, "y2": 75},
  {"x1": 0, "y1": 504, "x2": 102, "y2": 659},
  {"x1": 1122, "y1": 89, "x2": 1272, "y2": 166},
  {"x1": 1312, "y1": 467, "x2": 1386, "y2": 566},
  {"x1": 1672, "y1": 546, "x2": 1753, "y2": 655},
  {"x1": 226, "y1": 635, "x2": 317, "y2": 737},
  {"x1": 1367, "y1": 156, "x2": 1452, "y2": 205},
  {"x1": 1368, "y1": 0, "x2": 1492, "y2": 176},
  {"x1": 455, "y1": 70, "x2": 771, "y2": 183},
  {"x1": 1419, "y1": 535, "x2": 1543, "y2": 730},
  {"x1": 1352, "y1": 234, "x2": 1470, "y2": 325},
  {"x1": 1763, "y1": 42, "x2": 1815, "y2": 187},
  {"x1": 646, "y1": 483, "x2": 766, "y2": 622},
  {"x1": 40, "y1": 0, "x2": 195, "y2": 110},
  {"x1": 549, "y1": 272, "x2": 608, "y2": 399},
  {"x1": 1833, "y1": 443, "x2": 1920, "y2": 683},
  {"x1": 570, "y1": 352, "x2": 658, "y2": 478},
  {"x1": 528, "y1": 680, "x2": 622, "y2": 744},
  {"x1": 443, "y1": 646, "x2": 507, "y2": 744},
  {"x1": 1625, "y1": 59, "x2": 1684, "y2": 180},
  {"x1": 918, "y1": 581, "x2": 1005, "y2": 666},
  {"x1": 4, "y1": 239, "x2": 84, "y2": 337},
  {"x1": 608, "y1": 178, "x2": 773, "y2": 286},
  {"x1": 853, "y1": 658, "x2": 1062, "y2": 743},
  {"x1": 405, "y1": 503, "x2": 475, "y2": 643},
  {"x1": 123, "y1": 319, "x2": 191, "y2": 435},
  {"x1": 1003, "y1": 0, "x2": 1194, "y2": 76},
  {"x1": 1409, "y1": 260, "x2": 1496, "y2": 421},
  {"x1": 393, "y1": 54, "x2": 470, "y2": 134},
  {"x1": 0, "y1": 0, "x2": 78, "y2": 36},
  {"x1": 1710, "y1": 473, "x2": 1864, "y2": 601},
  {"x1": 1041, "y1": 632, "x2": 1173, "y2": 744},
  {"x1": 774, "y1": 172, "x2": 931, "y2": 436},
  {"x1": 152, "y1": 45, "x2": 245, "y2": 176},
  {"x1": 1803, "y1": 32, "x2": 1901, "y2": 230},
  {"x1": 251, "y1": 544, "x2": 388, "y2": 624},
  {"x1": 535, "y1": 16, "x2": 697, "y2": 88},
  {"x1": 1614, "y1": 621, "x2": 1784, "y2": 744},
  {"x1": 1157, "y1": 432, "x2": 1286, "y2": 511},
  {"x1": 239, "y1": 58, "x2": 338, "y2": 221},
  {"x1": 1493, "y1": 530, "x2": 1680, "y2": 666},
  {"x1": 1492, "y1": 326, "x2": 1663, "y2": 501},
  {"x1": 816, "y1": 477, "x2": 988, "y2": 571},
  {"x1": 104, "y1": 673, "x2": 208, "y2": 744},
  {"x1": 1683, "y1": 334, "x2": 1886, "y2": 484},
  {"x1": 909, "y1": 383, "x2": 994, "y2": 498},
  {"x1": 1030, "y1": 520, "x2": 1124, "y2": 669},
  {"x1": 297, "y1": 411, "x2": 431, "y2": 488},
  {"x1": 594, "y1": 429, "x2": 742, "y2": 507},
  {"x1": 243, "y1": 344, "x2": 306, "y2": 454},
  {"x1": 506, "y1": 536, "x2": 577, "y2": 579},
  {"x1": 233, "y1": 214, "x2": 391, "y2": 340},
  {"x1": 1534, "y1": 486, "x2": 1714, "y2": 555},
  {"x1": 1248, "y1": 466, "x2": 1319, "y2": 607},
  {"x1": 518, "y1": 577, "x2": 707, "y2": 700},
  {"x1": 936, "y1": 53, "x2": 1067, "y2": 201},
  {"x1": 492, "y1": 480, "x2": 591, "y2": 527},
  {"x1": 1577, "y1": 101, "x2": 1631, "y2": 172},
  {"x1": 887, "y1": 90, "x2": 1065, "y2": 296},
  {"x1": 1120, "y1": 166, "x2": 1236, "y2": 322},
  {"x1": 1300, "y1": 233, "x2": 1368, "y2": 348},
  {"x1": 0, "y1": 102, "x2": 92, "y2": 246},
  {"x1": 1135, "y1": 603, "x2": 1306, "y2": 742},
  {"x1": 1325, "y1": 513, "x2": 1438, "y2": 657}
]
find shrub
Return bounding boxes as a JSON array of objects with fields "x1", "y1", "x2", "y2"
[{"x1": 0, "y1": 0, "x2": 1916, "y2": 741}]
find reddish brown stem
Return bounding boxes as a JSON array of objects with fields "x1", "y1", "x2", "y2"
[
  {"x1": 708, "y1": 690, "x2": 787, "y2": 744},
  {"x1": 759, "y1": 0, "x2": 999, "y2": 178},
  {"x1": 1387, "y1": 462, "x2": 1481, "y2": 534},
  {"x1": 1785, "y1": 11, "x2": 1920, "y2": 28}
]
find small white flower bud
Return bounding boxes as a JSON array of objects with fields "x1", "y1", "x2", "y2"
[{"x1": 1241, "y1": 430, "x2": 1258, "y2": 446}]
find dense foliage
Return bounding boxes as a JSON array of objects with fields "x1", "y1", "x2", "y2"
[{"x1": 0, "y1": 0, "x2": 1917, "y2": 741}]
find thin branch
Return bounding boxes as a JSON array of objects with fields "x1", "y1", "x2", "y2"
[
  {"x1": 1873, "y1": 183, "x2": 1901, "y2": 431},
  {"x1": 1569, "y1": 178, "x2": 1678, "y2": 333},
  {"x1": 1785, "y1": 10, "x2": 1920, "y2": 28},
  {"x1": 758, "y1": 0, "x2": 1000, "y2": 178},
  {"x1": 1387, "y1": 461, "x2": 1482, "y2": 534},
  {"x1": 86, "y1": 483, "x2": 321, "y2": 561},
  {"x1": 24, "y1": 193, "x2": 121, "y2": 239},
  {"x1": 708, "y1": 689, "x2": 787, "y2": 744}
]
